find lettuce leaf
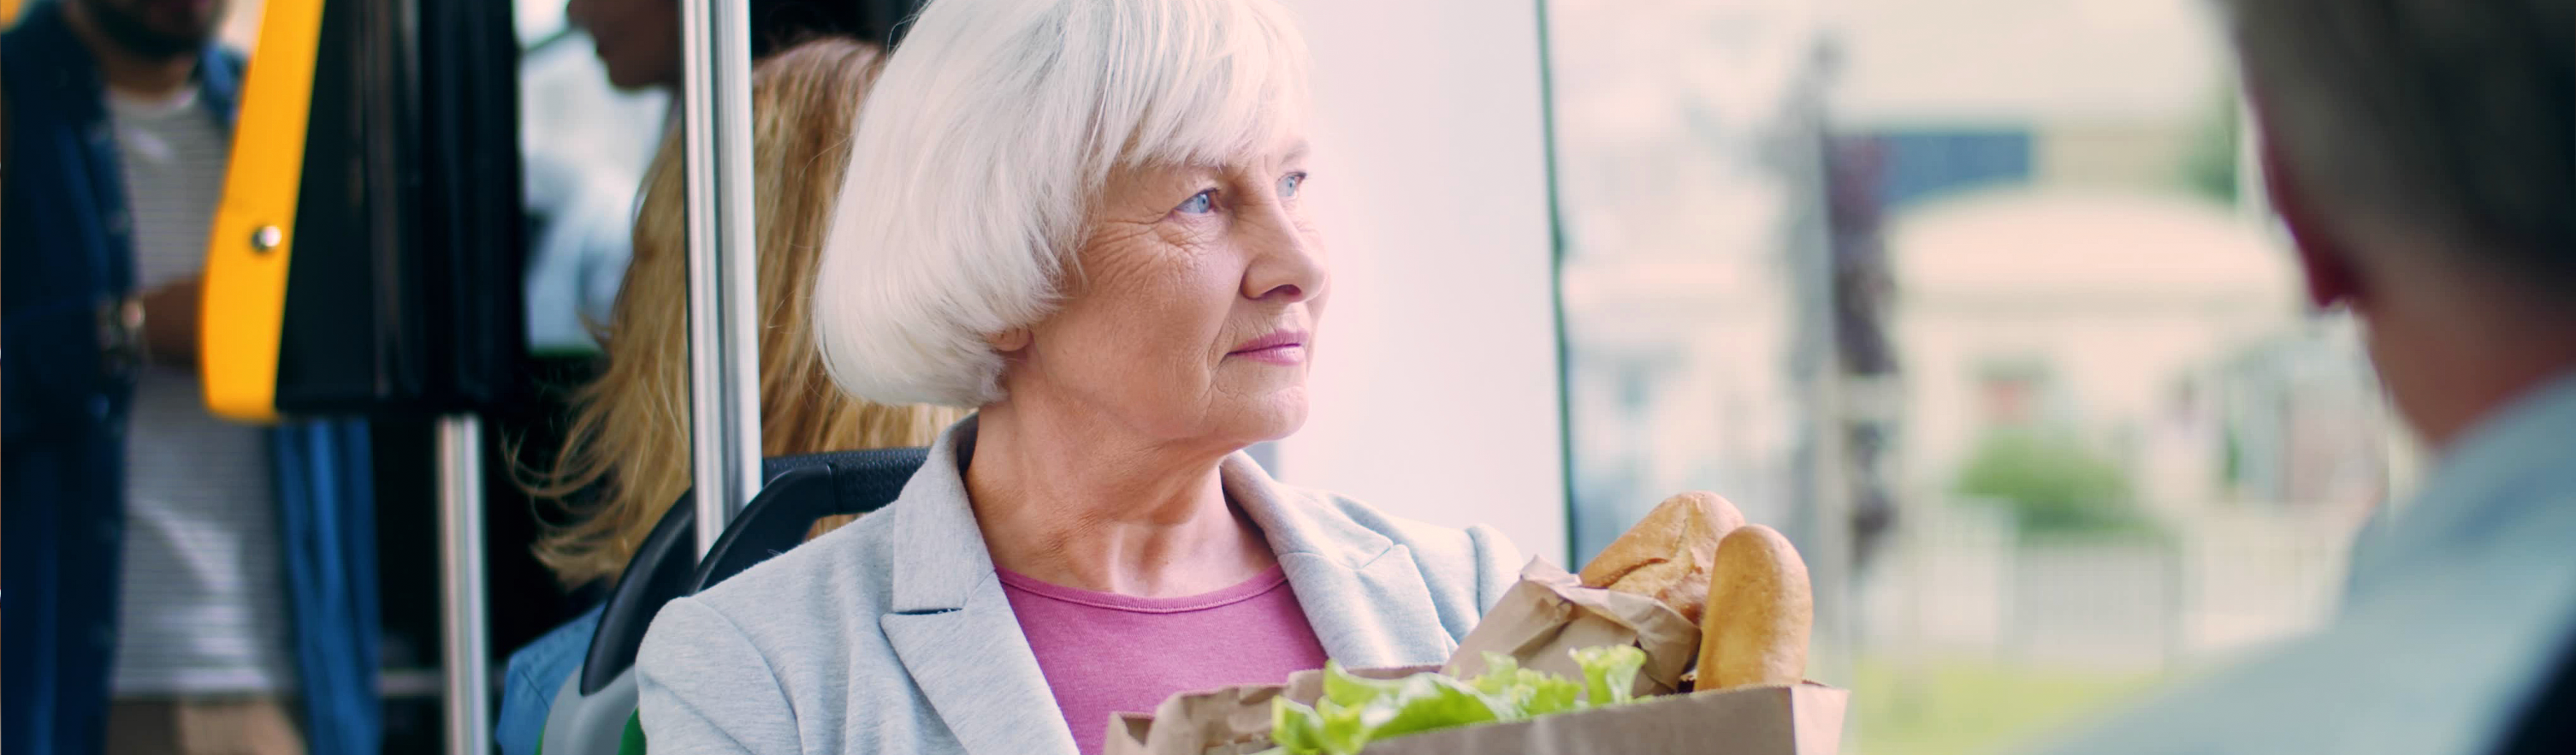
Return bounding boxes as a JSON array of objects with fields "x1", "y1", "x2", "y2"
[
  {"x1": 1322, "y1": 661, "x2": 1410, "y2": 708},
  {"x1": 1573, "y1": 645, "x2": 1647, "y2": 707},
  {"x1": 1265, "y1": 645, "x2": 1650, "y2": 754}
]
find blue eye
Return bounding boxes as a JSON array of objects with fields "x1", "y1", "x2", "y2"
[
  {"x1": 1280, "y1": 172, "x2": 1306, "y2": 199},
  {"x1": 1177, "y1": 190, "x2": 1217, "y2": 215}
]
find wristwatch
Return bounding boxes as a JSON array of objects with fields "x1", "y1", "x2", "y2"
[{"x1": 98, "y1": 294, "x2": 146, "y2": 377}]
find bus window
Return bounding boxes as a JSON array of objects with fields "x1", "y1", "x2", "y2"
[
  {"x1": 515, "y1": 3, "x2": 668, "y2": 356},
  {"x1": 1544, "y1": 1, "x2": 2401, "y2": 752}
]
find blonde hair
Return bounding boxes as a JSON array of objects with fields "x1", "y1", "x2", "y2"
[{"x1": 526, "y1": 38, "x2": 966, "y2": 587}]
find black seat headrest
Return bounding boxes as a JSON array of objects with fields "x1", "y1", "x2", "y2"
[
  {"x1": 577, "y1": 448, "x2": 925, "y2": 694},
  {"x1": 688, "y1": 447, "x2": 927, "y2": 592}
]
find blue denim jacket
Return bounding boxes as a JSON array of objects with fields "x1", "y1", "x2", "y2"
[
  {"x1": 499, "y1": 605, "x2": 607, "y2": 755},
  {"x1": 3, "y1": 3, "x2": 378, "y2": 753}
]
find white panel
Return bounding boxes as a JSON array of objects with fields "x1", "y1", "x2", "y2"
[{"x1": 1271, "y1": 0, "x2": 1570, "y2": 563}]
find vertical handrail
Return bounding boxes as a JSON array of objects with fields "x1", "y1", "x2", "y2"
[
  {"x1": 436, "y1": 415, "x2": 492, "y2": 755},
  {"x1": 679, "y1": 0, "x2": 764, "y2": 555}
]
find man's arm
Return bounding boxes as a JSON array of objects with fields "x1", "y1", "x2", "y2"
[{"x1": 140, "y1": 275, "x2": 199, "y2": 371}]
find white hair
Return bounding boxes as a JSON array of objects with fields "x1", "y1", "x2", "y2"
[{"x1": 810, "y1": 0, "x2": 1314, "y2": 407}]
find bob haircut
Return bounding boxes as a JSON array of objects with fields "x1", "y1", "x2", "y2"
[{"x1": 811, "y1": 0, "x2": 1314, "y2": 407}]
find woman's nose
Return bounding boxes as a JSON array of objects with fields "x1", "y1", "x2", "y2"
[{"x1": 1241, "y1": 207, "x2": 1326, "y2": 303}]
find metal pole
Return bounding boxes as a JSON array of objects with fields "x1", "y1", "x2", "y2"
[
  {"x1": 1788, "y1": 64, "x2": 1855, "y2": 690},
  {"x1": 680, "y1": 0, "x2": 765, "y2": 555},
  {"x1": 436, "y1": 414, "x2": 492, "y2": 755}
]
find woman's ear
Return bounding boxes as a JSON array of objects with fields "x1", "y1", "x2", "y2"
[{"x1": 986, "y1": 327, "x2": 1031, "y2": 353}]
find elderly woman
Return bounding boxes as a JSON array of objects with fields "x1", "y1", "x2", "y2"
[{"x1": 635, "y1": 0, "x2": 1521, "y2": 752}]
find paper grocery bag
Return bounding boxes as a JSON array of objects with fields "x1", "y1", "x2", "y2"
[
  {"x1": 1104, "y1": 679, "x2": 1291, "y2": 755},
  {"x1": 1444, "y1": 559, "x2": 1702, "y2": 697},
  {"x1": 1103, "y1": 668, "x2": 1848, "y2": 755},
  {"x1": 1335, "y1": 681, "x2": 1847, "y2": 755},
  {"x1": 1103, "y1": 667, "x2": 1435, "y2": 755},
  {"x1": 1102, "y1": 557, "x2": 1847, "y2": 755}
]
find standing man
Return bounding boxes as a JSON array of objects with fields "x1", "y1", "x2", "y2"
[
  {"x1": 4, "y1": 1, "x2": 329, "y2": 752},
  {"x1": 2028, "y1": 1, "x2": 2573, "y2": 753}
]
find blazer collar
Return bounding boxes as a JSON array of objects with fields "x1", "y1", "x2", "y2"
[{"x1": 879, "y1": 417, "x2": 1450, "y2": 753}]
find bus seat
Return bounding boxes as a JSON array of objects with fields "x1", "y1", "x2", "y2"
[
  {"x1": 688, "y1": 448, "x2": 926, "y2": 591},
  {"x1": 540, "y1": 447, "x2": 927, "y2": 755}
]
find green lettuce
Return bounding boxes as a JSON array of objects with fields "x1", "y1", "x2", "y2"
[{"x1": 1259, "y1": 646, "x2": 1649, "y2": 755}]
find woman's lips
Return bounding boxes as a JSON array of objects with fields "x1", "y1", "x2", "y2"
[
  {"x1": 1229, "y1": 330, "x2": 1309, "y2": 366},
  {"x1": 1229, "y1": 343, "x2": 1307, "y2": 366}
]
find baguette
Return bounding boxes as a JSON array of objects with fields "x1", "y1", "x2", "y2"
[
  {"x1": 1579, "y1": 491, "x2": 1745, "y2": 624},
  {"x1": 1696, "y1": 524, "x2": 1812, "y2": 690}
]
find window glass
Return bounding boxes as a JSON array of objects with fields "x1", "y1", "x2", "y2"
[
  {"x1": 516, "y1": 2, "x2": 668, "y2": 355},
  {"x1": 1543, "y1": 1, "x2": 2395, "y2": 752}
]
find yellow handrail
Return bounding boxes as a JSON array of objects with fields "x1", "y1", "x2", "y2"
[{"x1": 200, "y1": 0, "x2": 325, "y2": 423}]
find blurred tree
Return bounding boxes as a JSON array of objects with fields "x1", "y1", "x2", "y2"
[
  {"x1": 1954, "y1": 431, "x2": 2159, "y2": 540},
  {"x1": 2180, "y1": 83, "x2": 2241, "y2": 205}
]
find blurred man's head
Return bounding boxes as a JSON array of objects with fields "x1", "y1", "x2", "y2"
[
  {"x1": 566, "y1": 0, "x2": 684, "y2": 90},
  {"x1": 2224, "y1": 0, "x2": 2574, "y2": 449},
  {"x1": 68, "y1": 0, "x2": 230, "y2": 60},
  {"x1": 566, "y1": 0, "x2": 917, "y2": 91}
]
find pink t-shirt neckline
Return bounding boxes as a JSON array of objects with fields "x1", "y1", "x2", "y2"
[
  {"x1": 997, "y1": 562, "x2": 1329, "y2": 755},
  {"x1": 994, "y1": 564, "x2": 1291, "y2": 613}
]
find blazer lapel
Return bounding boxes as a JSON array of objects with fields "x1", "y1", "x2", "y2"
[
  {"x1": 881, "y1": 596, "x2": 1073, "y2": 755},
  {"x1": 1223, "y1": 456, "x2": 1458, "y2": 667},
  {"x1": 1276, "y1": 548, "x2": 1455, "y2": 666},
  {"x1": 879, "y1": 419, "x2": 1079, "y2": 755}
]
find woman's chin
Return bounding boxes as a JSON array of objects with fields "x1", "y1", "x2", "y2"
[{"x1": 1218, "y1": 391, "x2": 1310, "y2": 445}]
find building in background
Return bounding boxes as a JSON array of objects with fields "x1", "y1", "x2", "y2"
[{"x1": 1548, "y1": 0, "x2": 1833, "y2": 564}]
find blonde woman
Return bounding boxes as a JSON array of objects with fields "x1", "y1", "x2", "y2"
[{"x1": 497, "y1": 39, "x2": 965, "y2": 755}]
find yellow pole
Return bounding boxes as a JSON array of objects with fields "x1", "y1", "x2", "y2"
[{"x1": 199, "y1": 0, "x2": 324, "y2": 423}]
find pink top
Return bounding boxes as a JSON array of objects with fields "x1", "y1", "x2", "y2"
[{"x1": 998, "y1": 565, "x2": 1330, "y2": 754}]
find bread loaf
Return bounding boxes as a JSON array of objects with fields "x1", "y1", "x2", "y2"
[
  {"x1": 1578, "y1": 491, "x2": 1745, "y2": 624},
  {"x1": 1695, "y1": 524, "x2": 1812, "y2": 690}
]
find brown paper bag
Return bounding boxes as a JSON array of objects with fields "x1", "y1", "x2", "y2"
[
  {"x1": 1101, "y1": 667, "x2": 1847, "y2": 755},
  {"x1": 1104, "y1": 667, "x2": 1442, "y2": 755},
  {"x1": 1324, "y1": 681, "x2": 1847, "y2": 754},
  {"x1": 1444, "y1": 558, "x2": 1702, "y2": 697},
  {"x1": 1100, "y1": 558, "x2": 1847, "y2": 755}
]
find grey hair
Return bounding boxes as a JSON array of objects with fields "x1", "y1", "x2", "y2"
[
  {"x1": 2221, "y1": 0, "x2": 2571, "y2": 284},
  {"x1": 809, "y1": 0, "x2": 1314, "y2": 407}
]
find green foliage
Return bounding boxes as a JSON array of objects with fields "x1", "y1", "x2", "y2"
[
  {"x1": 1953, "y1": 431, "x2": 2158, "y2": 539},
  {"x1": 1263, "y1": 648, "x2": 1647, "y2": 755},
  {"x1": 2180, "y1": 84, "x2": 2243, "y2": 205}
]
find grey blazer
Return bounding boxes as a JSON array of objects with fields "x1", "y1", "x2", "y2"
[{"x1": 636, "y1": 419, "x2": 1524, "y2": 754}]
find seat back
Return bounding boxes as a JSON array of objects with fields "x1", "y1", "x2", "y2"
[
  {"x1": 687, "y1": 448, "x2": 926, "y2": 591},
  {"x1": 578, "y1": 452, "x2": 891, "y2": 693},
  {"x1": 576, "y1": 490, "x2": 698, "y2": 696},
  {"x1": 542, "y1": 448, "x2": 928, "y2": 755}
]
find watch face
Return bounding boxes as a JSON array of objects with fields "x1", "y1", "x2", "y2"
[{"x1": 100, "y1": 296, "x2": 148, "y2": 378}]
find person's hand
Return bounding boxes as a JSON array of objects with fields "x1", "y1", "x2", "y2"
[{"x1": 140, "y1": 276, "x2": 202, "y2": 371}]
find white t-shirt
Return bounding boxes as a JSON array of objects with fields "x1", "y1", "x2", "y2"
[{"x1": 105, "y1": 84, "x2": 297, "y2": 695}]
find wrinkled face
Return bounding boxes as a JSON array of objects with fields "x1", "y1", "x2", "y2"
[
  {"x1": 1002, "y1": 138, "x2": 1328, "y2": 453},
  {"x1": 74, "y1": 0, "x2": 228, "y2": 59},
  {"x1": 566, "y1": 0, "x2": 682, "y2": 90}
]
